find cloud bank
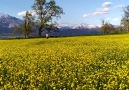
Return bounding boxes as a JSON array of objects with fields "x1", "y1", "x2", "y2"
[
  {"x1": 83, "y1": 2, "x2": 112, "y2": 17},
  {"x1": 114, "y1": 5, "x2": 125, "y2": 9},
  {"x1": 104, "y1": 17, "x2": 121, "y2": 22},
  {"x1": 18, "y1": 10, "x2": 36, "y2": 16},
  {"x1": 112, "y1": 18, "x2": 121, "y2": 21},
  {"x1": 83, "y1": 7, "x2": 110, "y2": 17}
]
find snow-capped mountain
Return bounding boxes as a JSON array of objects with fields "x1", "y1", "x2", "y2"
[
  {"x1": 0, "y1": 12, "x2": 23, "y2": 35},
  {"x1": 58, "y1": 23, "x2": 100, "y2": 30},
  {"x1": 49, "y1": 23, "x2": 100, "y2": 36},
  {"x1": 73, "y1": 24, "x2": 100, "y2": 29}
]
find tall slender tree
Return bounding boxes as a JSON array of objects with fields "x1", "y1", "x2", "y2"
[
  {"x1": 32, "y1": 0, "x2": 63, "y2": 37},
  {"x1": 14, "y1": 11, "x2": 35, "y2": 38},
  {"x1": 121, "y1": 6, "x2": 129, "y2": 32}
]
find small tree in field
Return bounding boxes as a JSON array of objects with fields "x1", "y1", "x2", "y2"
[
  {"x1": 32, "y1": 0, "x2": 64, "y2": 37},
  {"x1": 14, "y1": 11, "x2": 35, "y2": 38},
  {"x1": 100, "y1": 19, "x2": 115, "y2": 34}
]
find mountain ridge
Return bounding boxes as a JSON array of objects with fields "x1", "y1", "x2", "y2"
[
  {"x1": 0, "y1": 12, "x2": 100, "y2": 36},
  {"x1": 0, "y1": 12, "x2": 23, "y2": 35}
]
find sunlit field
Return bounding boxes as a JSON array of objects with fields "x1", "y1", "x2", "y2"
[{"x1": 1, "y1": 34, "x2": 129, "y2": 89}]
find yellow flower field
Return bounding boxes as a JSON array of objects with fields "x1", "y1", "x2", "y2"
[{"x1": 1, "y1": 34, "x2": 129, "y2": 89}]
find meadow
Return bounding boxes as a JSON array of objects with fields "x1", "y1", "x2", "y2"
[{"x1": 1, "y1": 34, "x2": 129, "y2": 89}]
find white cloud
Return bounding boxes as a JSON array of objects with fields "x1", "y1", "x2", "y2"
[
  {"x1": 18, "y1": 10, "x2": 36, "y2": 16},
  {"x1": 111, "y1": 18, "x2": 121, "y2": 25},
  {"x1": 96, "y1": 7, "x2": 110, "y2": 14},
  {"x1": 18, "y1": 11, "x2": 26, "y2": 16},
  {"x1": 114, "y1": 5, "x2": 125, "y2": 9},
  {"x1": 112, "y1": 18, "x2": 121, "y2": 21},
  {"x1": 29, "y1": 10, "x2": 36, "y2": 16},
  {"x1": 83, "y1": 2, "x2": 112, "y2": 18},
  {"x1": 83, "y1": 7, "x2": 110, "y2": 17},
  {"x1": 102, "y1": 2, "x2": 112, "y2": 7},
  {"x1": 105, "y1": 18, "x2": 110, "y2": 21}
]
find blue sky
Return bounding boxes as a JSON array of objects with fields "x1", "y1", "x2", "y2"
[{"x1": 0, "y1": 0, "x2": 128, "y2": 26}]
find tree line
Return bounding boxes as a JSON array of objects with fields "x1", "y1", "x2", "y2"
[
  {"x1": 14, "y1": 0, "x2": 64, "y2": 38},
  {"x1": 101, "y1": 6, "x2": 129, "y2": 34}
]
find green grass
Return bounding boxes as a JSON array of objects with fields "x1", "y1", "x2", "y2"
[{"x1": 1, "y1": 34, "x2": 129, "y2": 89}]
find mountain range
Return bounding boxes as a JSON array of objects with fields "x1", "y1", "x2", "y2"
[
  {"x1": 0, "y1": 13, "x2": 23, "y2": 35},
  {"x1": 0, "y1": 12, "x2": 100, "y2": 37}
]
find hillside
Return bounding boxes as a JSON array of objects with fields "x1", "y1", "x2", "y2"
[{"x1": 0, "y1": 13, "x2": 23, "y2": 35}]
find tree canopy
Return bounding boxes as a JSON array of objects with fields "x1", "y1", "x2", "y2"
[{"x1": 32, "y1": 0, "x2": 64, "y2": 37}]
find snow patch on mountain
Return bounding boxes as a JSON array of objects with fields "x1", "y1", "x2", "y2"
[
  {"x1": 0, "y1": 12, "x2": 23, "y2": 28},
  {"x1": 58, "y1": 23, "x2": 100, "y2": 30},
  {"x1": 0, "y1": 12, "x2": 24, "y2": 35},
  {"x1": 0, "y1": 13, "x2": 10, "y2": 18}
]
